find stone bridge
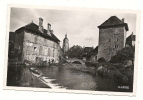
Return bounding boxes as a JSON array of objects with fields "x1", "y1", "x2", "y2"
[{"x1": 65, "y1": 58, "x2": 85, "y2": 65}]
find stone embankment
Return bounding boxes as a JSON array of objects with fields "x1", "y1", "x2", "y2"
[
  {"x1": 7, "y1": 65, "x2": 50, "y2": 88},
  {"x1": 7, "y1": 64, "x2": 66, "y2": 89}
]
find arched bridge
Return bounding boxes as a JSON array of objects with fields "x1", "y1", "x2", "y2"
[{"x1": 65, "y1": 58, "x2": 85, "y2": 65}]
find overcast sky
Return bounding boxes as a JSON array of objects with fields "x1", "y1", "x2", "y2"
[{"x1": 10, "y1": 7, "x2": 137, "y2": 48}]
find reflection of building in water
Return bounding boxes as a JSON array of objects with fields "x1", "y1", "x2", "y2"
[
  {"x1": 97, "y1": 16, "x2": 129, "y2": 61},
  {"x1": 14, "y1": 17, "x2": 61, "y2": 63},
  {"x1": 62, "y1": 34, "x2": 69, "y2": 53}
]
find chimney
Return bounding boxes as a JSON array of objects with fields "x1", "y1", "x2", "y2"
[
  {"x1": 51, "y1": 30, "x2": 54, "y2": 34},
  {"x1": 47, "y1": 23, "x2": 51, "y2": 36},
  {"x1": 122, "y1": 18, "x2": 124, "y2": 23},
  {"x1": 65, "y1": 34, "x2": 67, "y2": 38},
  {"x1": 38, "y1": 17, "x2": 43, "y2": 33}
]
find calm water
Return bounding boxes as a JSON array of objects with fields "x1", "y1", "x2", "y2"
[
  {"x1": 39, "y1": 66, "x2": 133, "y2": 92},
  {"x1": 7, "y1": 64, "x2": 133, "y2": 92}
]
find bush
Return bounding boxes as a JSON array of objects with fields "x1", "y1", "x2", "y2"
[
  {"x1": 98, "y1": 57, "x2": 106, "y2": 63},
  {"x1": 85, "y1": 62, "x2": 98, "y2": 67},
  {"x1": 109, "y1": 46, "x2": 135, "y2": 64}
]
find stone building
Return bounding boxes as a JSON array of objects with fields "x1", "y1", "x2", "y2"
[
  {"x1": 89, "y1": 46, "x2": 98, "y2": 62},
  {"x1": 97, "y1": 16, "x2": 129, "y2": 61},
  {"x1": 14, "y1": 17, "x2": 61, "y2": 63},
  {"x1": 126, "y1": 32, "x2": 136, "y2": 47},
  {"x1": 62, "y1": 34, "x2": 69, "y2": 53},
  {"x1": 82, "y1": 47, "x2": 94, "y2": 61}
]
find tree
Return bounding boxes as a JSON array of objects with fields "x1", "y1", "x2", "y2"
[
  {"x1": 66, "y1": 45, "x2": 83, "y2": 59},
  {"x1": 110, "y1": 46, "x2": 135, "y2": 64},
  {"x1": 98, "y1": 57, "x2": 106, "y2": 63},
  {"x1": 8, "y1": 41, "x2": 20, "y2": 59}
]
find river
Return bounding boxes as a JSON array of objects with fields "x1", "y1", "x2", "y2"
[
  {"x1": 39, "y1": 65, "x2": 133, "y2": 92},
  {"x1": 7, "y1": 64, "x2": 133, "y2": 92}
]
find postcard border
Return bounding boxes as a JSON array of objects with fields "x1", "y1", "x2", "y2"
[{"x1": 3, "y1": 4, "x2": 141, "y2": 96}]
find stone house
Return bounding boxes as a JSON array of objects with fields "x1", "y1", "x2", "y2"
[
  {"x1": 14, "y1": 17, "x2": 61, "y2": 64},
  {"x1": 126, "y1": 32, "x2": 136, "y2": 47},
  {"x1": 97, "y1": 16, "x2": 129, "y2": 61},
  {"x1": 82, "y1": 47, "x2": 94, "y2": 61},
  {"x1": 89, "y1": 46, "x2": 98, "y2": 62}
]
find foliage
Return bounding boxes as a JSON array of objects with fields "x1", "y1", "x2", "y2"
[
  {"x1": 97, "y1": 57, "x2": 106, "y2": 63},
  {"x1": 66, "y1": 45, "x2": 83, "y2": 59},
  {"x1": 110, "y1": 46, "x2": 135, "y2": 63},
  {"x1": 8, "y1": 41, "x2": 20, "y2": 59}
]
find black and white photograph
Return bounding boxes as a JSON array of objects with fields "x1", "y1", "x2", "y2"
[{"x1": 4, "y1": 5, "x2": 140, "y2": 95}]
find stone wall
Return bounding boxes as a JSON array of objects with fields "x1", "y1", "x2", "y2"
[
  {"x1": 14, "y1": 31, "x2": 24, "y2": 61},
  {"x1": 16, "y1": 30, "x2": 60, "y2": 64},
  {"x1": 98, "y1": 26, "x2": 126, "y2": 61}
]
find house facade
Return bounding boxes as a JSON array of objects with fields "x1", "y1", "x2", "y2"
[
  {"x1": 82, "y1": 47, "x2": 94, "y2": 61},
  {"x1": 14, "y1": 17, "x2": 61, "y2": 63},
  {"x1": 90, "y1": 46, "x2": 98, "y2": 62},
  {"x1": 97, "y1": 16, "x2": 129, "y2": 61}
]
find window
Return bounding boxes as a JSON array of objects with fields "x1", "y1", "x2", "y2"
[
  {"x1": 109, "y1": 39, "x2": 111, "y2": 42},
  {"x1": 117, "y1": 38, "x2": 119, "y2": 42},
  {"x1": 48, "y1": 48, "x2": 50, "y2": 56},
  {"x1": 53, "y1": 49, "x2": 55, "y2": 57},
  {"x1": 35, "y1": 37, "x2": 37, "y2": 43},
  {"x1": 115, "y1": 45, "x2": 119, "y2": 49},
  {"x1": 34, "y1": 47, "x2": 37, "y2": 54}
]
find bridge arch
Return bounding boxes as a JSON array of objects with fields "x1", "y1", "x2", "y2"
[{"x1": 66, "y1": 58, "x2": 85, "y2": 66}]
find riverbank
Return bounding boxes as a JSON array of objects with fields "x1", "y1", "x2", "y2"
[
  {"x1": 61, "y1": 62, "x2": 133, "y2": 92},
  {"x1": 7, "y1": 62, "x2": 133, "y2": 92},
  {"x1": 93, "y1": 62, "x2": 133, "y2": 84},
  {"x1": 62, "y1": 62, "x2": 133, "y2": 91}
]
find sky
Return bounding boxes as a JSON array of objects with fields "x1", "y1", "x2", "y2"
[{"x1": 9, "y1": 7, "x2": 137, "y2": 48}]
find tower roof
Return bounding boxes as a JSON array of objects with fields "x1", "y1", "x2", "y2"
[
  {"x1": 63, "y1": 34, "x2": 68, "y2": 41},
  {"x1": 98, "y1": 16, "x2": 129, "y2": 31}
]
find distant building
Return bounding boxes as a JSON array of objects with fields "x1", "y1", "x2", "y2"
[
  {"x1": 14, "y1": 17, "x2": 61, "y2": 63},
  {"x1": 126, "y1": 32, "x2": 136, "y2": 47},
  {"x1": 82, "y1": 47, "x2": 94, "y2": 61},
  {"x1": 83, "y1": 47, "x2": 94, "y2": 54},
  {"x1": 97, "y1": 16, "x2": 129, "y2": 61},
  {"x1": 89, "y1": 46, "x2": 98, "y2": 62},
  {"x1": 62, "y1": 34, "x2": 69, "y2": 53}
]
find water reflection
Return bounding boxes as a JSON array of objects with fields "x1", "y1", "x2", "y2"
[
  {"x1": 40, "y1": 66, "x2": 97, "y2": 90},
  {"x1": 7, "y1": 65, "x2": 133, "y2": 92},
  {"x1": 39, "y1": 66, "x2": 132, "y2": 92}
]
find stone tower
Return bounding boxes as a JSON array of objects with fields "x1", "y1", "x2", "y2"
[
  {"x1": 97, "y1": 16, "x2": 129, "y2": 61},
  {"x1": 62, "y1": 34, "x2": 69, "y2": 53}
]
